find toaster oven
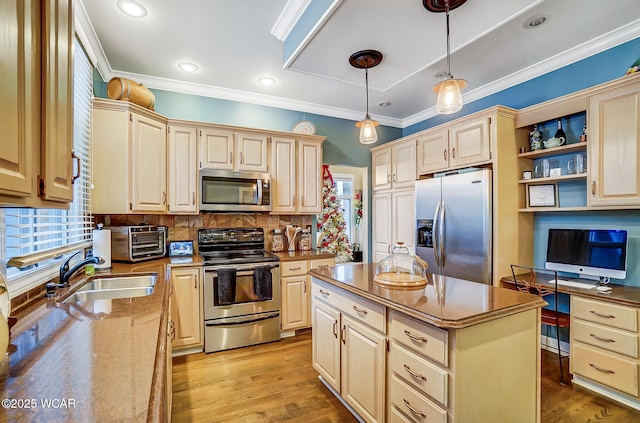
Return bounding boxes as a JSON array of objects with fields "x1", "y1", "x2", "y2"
[{"x1": 106, "y1": 225, "x2": 167, "y2": 262}]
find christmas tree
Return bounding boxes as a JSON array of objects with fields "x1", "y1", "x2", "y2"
[{"x1": 316, "y1": 165, "x2": 353, "y2": 262}]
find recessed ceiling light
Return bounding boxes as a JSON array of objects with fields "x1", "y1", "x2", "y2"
[
  {"x1": 117, "y1": 0, "x2": 148, "y2": 18},
  {"x1": 523, "y1": 14, "x2": 547, "y2": 29},
  {"x1": 258, "y1": 77, "x2": 276, "y2": 86},
  {"x1": 378, "y1": 101, "x2": 391, "y2": 107},
  {"x1": 178, "y1": 62, "x2": 198, "y2": 72}
]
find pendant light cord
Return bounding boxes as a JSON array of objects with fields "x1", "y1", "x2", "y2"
[
  {"x1": 365, "y1": 68, "x2": 370, "y2": 119},
  {"x1": 445, "y1": 0, "x2": 452, "y2": 78}
]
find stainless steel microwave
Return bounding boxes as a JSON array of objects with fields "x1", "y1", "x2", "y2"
[{"x1": 199, "y1": 169, "x2": 271, "y2": 212}]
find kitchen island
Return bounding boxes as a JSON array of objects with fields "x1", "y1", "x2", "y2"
[{"x1": 309, "y1": 263, "x2": 546, "y2": 423}]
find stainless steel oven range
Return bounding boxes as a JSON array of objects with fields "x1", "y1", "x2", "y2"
[{"x1": 199, "y1": 228, "x2": 280, "y2": 353}]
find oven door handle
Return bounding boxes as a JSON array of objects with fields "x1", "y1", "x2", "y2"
[
  {"x1": 205, "y1": 311, "x2": 280, "y2": 326},
  {"x1": 206, "y1": 269, "x2": 257, "y2": 277}
]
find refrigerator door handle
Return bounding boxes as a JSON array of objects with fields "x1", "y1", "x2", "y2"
[
  {"x1": 433, "y1": 201, "x2": 441, "y2": 267},
  {"x1": 439, "y1": 201, "x2": 446, "y2": 268}
]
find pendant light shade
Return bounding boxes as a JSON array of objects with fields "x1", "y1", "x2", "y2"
[{"x1": 349, "y1": 50, "x2": 383, "y2": 145}]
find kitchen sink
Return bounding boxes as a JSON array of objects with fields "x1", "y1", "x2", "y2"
[{"x1": 62, "y1": 274, "x2": 156, "y2": 303}]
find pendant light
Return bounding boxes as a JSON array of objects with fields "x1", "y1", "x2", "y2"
[
  {"x1": 349, "y1": 50, "x2": 383, "y2": 144},
  {"x1": 426, "y1": 0, "x2": 468, "y2": 114}
]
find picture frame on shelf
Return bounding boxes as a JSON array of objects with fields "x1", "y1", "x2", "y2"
[{"x1": 527, "y1": 184, "x2": 558, "y2": 207}]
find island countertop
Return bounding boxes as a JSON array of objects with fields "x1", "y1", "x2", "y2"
[{"x1": 309, "y1": 263, "x2": 546, "y2": 329}]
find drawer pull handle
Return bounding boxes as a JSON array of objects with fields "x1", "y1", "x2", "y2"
[
  {"x1": 404, "y1": 330, "x2": 428, "y2": 343},
  {"x1": 590, "y1": 310, "x2": 616, "y2": 319},
  {"x1": 319, "y1": 289, "x2": 330, "y2": 296},
  {"x1": 403, "y1": 364, "x2": 427, "y2": 381},
  {"x1": 353, "y1": 306, "x2": 368, "y2": 315},
  {"x1": 289, "y1": 267, "x2": 302, "y2": 271},
  {"x1": 403, "y1": 399, "x2": 426, "y2": 418},
  {"x1": 589, "y1": 363, "x2": 615, "y2": 374},
  {"x1": 590, "y1": 333, "x2": 616, "y2": 343}
]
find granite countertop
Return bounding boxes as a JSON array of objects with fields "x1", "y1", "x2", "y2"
[
  {"x1": 270, "y1": 249, "x2": 336, "y2": 262},
  {"x1": 0, "y1": 257, "x2": 199, "y2": 422},
  {"x1": 309, "y1": 263, "x2": 546, "y2": 329}
]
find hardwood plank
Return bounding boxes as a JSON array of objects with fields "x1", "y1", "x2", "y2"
[{"x1": 172, "y1": 332, "x2": 640, "y2": 422}]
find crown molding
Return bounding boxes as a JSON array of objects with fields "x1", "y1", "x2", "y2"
[{"x1": 271, "y1": 0, "x2": 311, "y2": 41}]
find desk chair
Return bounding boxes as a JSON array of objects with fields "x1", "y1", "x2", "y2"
[{"x1": 511, "y1": 264, "x2": 571, "y2": 384}]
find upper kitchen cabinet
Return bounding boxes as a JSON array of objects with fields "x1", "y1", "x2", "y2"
[
  {"x1": 0, "y1": 0, "x2": 75, "y2": 207},
  {"x1": 588, "y1": 76, "x2": 640, "y2": 208},
  {"x1": 92, "y1": 99, "x2": 168, "y2": 214},
  {"x1": 371, "y1": 139, "x2": 416, "y2": 191},
  {"x1": 417, "y1": 116, "x2": 491, "y2": 175},
  {"x1": 271, "y1": 137, "x2": 325, "y2": 214},
  {"x1": 168, "y1": 125, "x2": 198, "y2": 214},
  {"x1": 199, "y1": 128, "x2": 268, "y2": 172}
]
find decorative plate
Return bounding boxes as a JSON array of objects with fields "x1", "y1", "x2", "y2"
[
  {"x1": 293, "y1": 120, "x2": 316, "y2": 135},
  {"x1": 0, "y1": 273, "x2": 9, "y2": 320}
]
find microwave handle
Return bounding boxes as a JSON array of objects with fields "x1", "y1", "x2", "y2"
[{"x1": 257, "y1": 180, "x2": 263, "y2": 205}]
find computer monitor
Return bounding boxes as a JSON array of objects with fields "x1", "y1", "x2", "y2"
[{"x1": 545, "y1": 228, "x2": 628, "y2": 280}]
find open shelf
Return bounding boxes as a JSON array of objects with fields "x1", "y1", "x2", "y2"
[
  {"x1": 519, "y1": 173, "x2": 587, "y2": 184},
  {"x1": 519, "y1": 206, "x2": 589, "y2": 212},
  {"x1": 518, "y1": 142, "x2": 586, "y2": 159}
]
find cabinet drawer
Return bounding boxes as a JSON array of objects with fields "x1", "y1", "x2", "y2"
[
  {"x1": 310, "y1": 257, "x2": 335, "y2": 269},
  {"x1": 572, "y1": 296, "x2": 638, "y2": 332},
  {"x1": 390, "y1": 375, "x2": 447, "y2": 423},
  {"x1": 573, "y1": 319, "x2": 639, "y2": 358},
  {"x1": 390, "y1": 311, "x2": 448, "y2": 367},
  {"x1": 280, "y1": 260, "x2": 309, "y2": 277},
  {"x1": 390, "y1": 343, "x2": 448, "y2": 407},
  {"x1": 572, "y1": 342, "x2": 639, "y2": 397},
  {"x1": 312, "y1": 280, "x2": 386, "y2": 333}
]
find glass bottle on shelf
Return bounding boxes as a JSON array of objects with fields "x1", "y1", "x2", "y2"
[
  {"x1": 580, "y1": 123, "x2": 587, "y2": 142},
  {"x1": 529, "y1": 124, "x2": 542, "y2": 151},
  {"x1": 554, "y1": 118, "x2": 567, "y2": 143}
]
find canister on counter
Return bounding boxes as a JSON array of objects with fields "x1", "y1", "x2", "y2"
[
  {"x1": 298, "y1": 228, "x2": 312, "y2": 251},
  {"x1": 272, "y1": 229, "x2": 284, "y2": 252}
]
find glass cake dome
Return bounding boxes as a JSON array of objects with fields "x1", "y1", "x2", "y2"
[{"x1": 374, "y1": 242, "x2": 428, "y2": 287}]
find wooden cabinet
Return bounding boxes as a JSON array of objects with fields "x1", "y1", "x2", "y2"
[
  {"x1": 170, "y1": 267, "x2": 203, "y2": 350},
  {"x1": 271, "y1": 137, "x2": 324, "y2": 214},
  {"x1": 371, "y1": 140, "x2": 416, "y2": 191},
  {"x1": 372, "y1": 188, "x2": 415, "y2": 263},
  {"x1": 92, "y1": 99, "x2": 168, "y2": 214},
  {"x1": 417, "y1": 117, "x2": 491, "y2": 175},
  {"x1": 166, "y1": 291, "x2": 173, "y2": 422},
  {"x1": 311, "y1": 279, "x2": 387, "y2": 423},
  {"x1": 570, "y1": 296, "x2": 640, "y2": 406},
  {"x1": 168, "y1": 125, "x2": 198, "y2": 214},
  {"x1": 0, "y1": 0, "x2": 74, "y2": 207},
  {"x1": 588, "y1": 81, "x2": 640, "y2": 208},
  {"x1": 199, "y1": 128, "x2": 268, "y2": 172}
]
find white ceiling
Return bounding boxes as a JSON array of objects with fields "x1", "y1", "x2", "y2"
[{"x1": 78, "y1": 0, "x2": 640, "y2": 128}]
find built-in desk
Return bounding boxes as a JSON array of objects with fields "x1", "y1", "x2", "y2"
[{"x1": 501, "y1": 274, "x2": 640, "y2": 411}]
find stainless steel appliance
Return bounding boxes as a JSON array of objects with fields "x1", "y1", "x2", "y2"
[
  {"x1": 199, "y1": 169, "x2": 271, "y2": 212},
  {"x1": 105, "y1": 225, "x2": 167, "y2": 262},
  {"x1": 415, "y1": 168, "x2": 492, "y2": 284},
  {"x1": 199, "y1": 228, "x2": 280, "y2": 353}
]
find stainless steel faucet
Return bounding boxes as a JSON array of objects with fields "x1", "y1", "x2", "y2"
[{"x1": 58, "y1": 251, "x2": 105, "y2": 287}]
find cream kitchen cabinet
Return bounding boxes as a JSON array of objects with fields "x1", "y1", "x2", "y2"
[
  {"x1": 170, "y1": 266, "x2": 203, "y2": 350},
  {"x1": 588, "y1": 79, "x2": 640, "y2": 208},
  {"x1": 372, "y1": 188, "x2": 415, "y2": 263},
  {"x1": 271, "y1": 137, "x2": 324, "y2": 214},
  {"x1": 281, "y1": 257, "x2": 335, "y2": 332},
  {"x1": 417, "y1": 117, "x2": 491, "y2": 175},
  {"x1": 312, "y1": 279, "x2": 387, "y2": 423},
  {"x1": 199, "y1": 128, "x2": 268, "y2": 172},
  {"x1": 93, "y1": 99, "x2": 168, "y2": 214},
  {"x1": 371, "y1": 140, "x2": 416, "y2": 191},
  {"x1": 1, "y1": 0, "x2": 75, "y2": 207},
  {"x1": 168, "y1": 125, "x2": 198, "y2": 214}
]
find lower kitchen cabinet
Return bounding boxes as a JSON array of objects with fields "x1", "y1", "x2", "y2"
[{"x1": 170, "y1": 266, "x2": 203, "y2": 350}]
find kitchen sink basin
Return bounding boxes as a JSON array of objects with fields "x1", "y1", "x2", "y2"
[{"x1": 62, "y1": 274, "x2": 156, "y2": 303}]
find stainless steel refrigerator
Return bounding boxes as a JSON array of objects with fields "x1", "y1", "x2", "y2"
[{"x1": 415, "y1": 169, "x2": 492, "y2": 284}]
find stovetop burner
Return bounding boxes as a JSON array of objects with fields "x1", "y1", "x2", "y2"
[{"x1": 198, "y1": 227, "x2": 279, "y2": 266}]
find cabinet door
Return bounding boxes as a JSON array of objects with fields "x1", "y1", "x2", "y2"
[
  {"x1": 449, "y1": 117, "x2": 491, "y2": 168},
  {"x1": 372, "y1": 148, "x2": 392, "y2": 191},
  {"x1": 589, "y1": 85, "x2": 640, "y2": 207},
  {"x1": 341, "y1": 315, "x2": 386, "y2": 423},
  {"x1": 281, "y1": 276, "x2": 310, "y2": 331},
  {"x1": 417, "y1": 130, "x2": 449, "y2": 174},
  {"x1": 0, "y1": 0, "x2": 37, "y2": 199},
  {"x1": 312, "y1": 300, "x2": 341, "y2": 392},
  {"x1": 393, "y1": 189, "x2": 416, "y2": 252},
  {"x1": 372, "y1": 192, "x2": 392, "y2": 263},
  {"x1": 168, "y1": 125, "x2": 198, "y2": 213},
  {"x1": 297, "y1": 140, "x2": 323, "y2": 213},
  {"x1": 271, "y1": 137, "x2": 296, "y2": 213},
  {"x1": 130, "y1": 114, "x2": 167, "y2": 212},
  {"x1": 392, "y1": 140, "x2": 417, "y2": 188},
  {"x1": 236, "y1": 133, "x2": 268, "y2": 172},
  {"x1": 170, "y1": 267, "x2": 202, "y2": 349},
  {"x1": 41, "y1": 0, "x2": 74, "y2": 202},
  {"x1": 199, "y1": 128, "x2": 234, "y2": 170}
]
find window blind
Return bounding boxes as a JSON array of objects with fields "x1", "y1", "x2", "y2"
[{"x1": 4, "y1": 37, "x2": 93, "y2": 281}]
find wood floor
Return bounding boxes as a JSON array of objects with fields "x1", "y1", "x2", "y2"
[{"x1": 171, "y1": 332, "x2": 640, "y2": 422}]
